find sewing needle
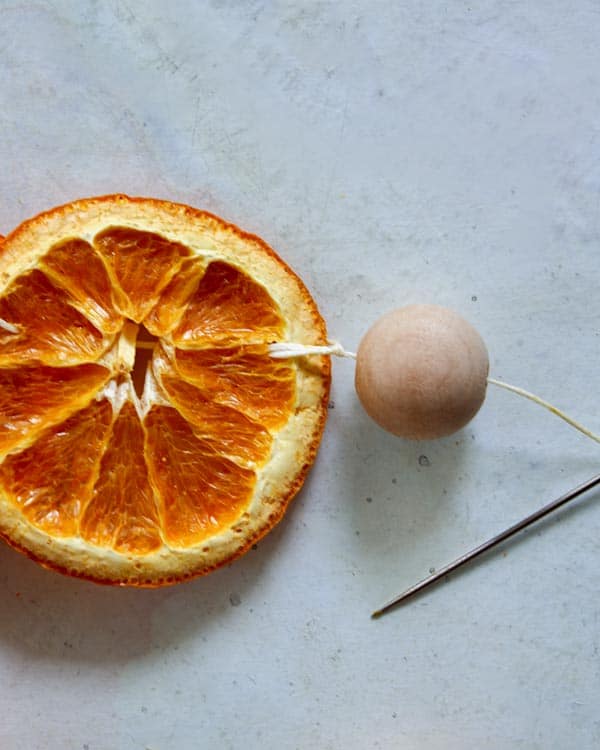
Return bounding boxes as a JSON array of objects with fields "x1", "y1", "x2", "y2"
[{"x1": 372, "y1": 472, "x2": 600, "y2": 619}]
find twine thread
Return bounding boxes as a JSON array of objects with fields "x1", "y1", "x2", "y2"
[{"x1": 268, "y1": 340, "x2": 599, "y2": 446}]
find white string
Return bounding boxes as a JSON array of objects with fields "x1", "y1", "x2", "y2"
[
  {"x1": 268, "y1": 341, "x2": 357, "y2": 359},
  {"x1": 0, "y1": 318, "x2": 19, "y2": 334},
  {"x1": 268, "y1": 344, "x2": 599, "y2": 446},
  {"x1": 487, "y1": 377, "x2": 600, "y2": 445}
]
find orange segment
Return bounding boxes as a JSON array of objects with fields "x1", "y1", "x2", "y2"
[
  {"x1": 174, "y1": 345, "x2": 296, "y2": 429},
  {"x1": 173, "y1": 261, "x2": 285, "y2": 347},
  {"x1": 145, "y1": 405, "x2": 256, "y2": 546},
  {"x1": 80, "y1": 402, "x2": 161, "y2": 554},
  {"x1": 94, "y1": 227, "x2": 191, "y2": 322},
  {"x1": 0, "y1": 269, "x2": 107, "y2": 366},
  {"x1": 0, "y1": 363, "x2": 110, "y2": 454},
  {"x1": 0, "y1": 400, "x2": 113, "y2": 536},
  {"x1": 143, "y1": 258, "x2": 206, "y2": 337},
  {"x1": 40, "y1": 238, "x2": 124, "y2": 334},
  {"x1": 161, "y1": 373, "x2": 273, "y2": 466}
]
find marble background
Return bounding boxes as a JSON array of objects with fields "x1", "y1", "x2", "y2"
[{"x1": 1, "y1": 2, "x2": 600, "y2": 748}]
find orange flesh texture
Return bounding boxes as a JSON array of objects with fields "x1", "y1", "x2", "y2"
[
  {"x1": 40, "y1": 238, "x2": 124, "y2": 334},
  {"x1": 173, "y1": 261, "x2": 286, "y2": 346},
  {"x1": 0, "y1": 399, "x2": 113, "y2": 536},
  {"x1": 143, "y1": 258, "x2": 206, "y2": 337},
  {"x1": 80, "y1": 402, "x2": 162, "y2": 554},
  {"x1": 144, "y1": 405, "x2": 256, "y2": 547},
  {"x1": 0, "y1": 269, "x2": 108, "y2": 365},
  {"x1": 0, "y1": 363, "x2": 110, "y2": 454},
  {"x1": 94, "y1": 227, "x2": 191, "y2": 322},
  {"x1": 0, "y1": 226, "x2": 297, "y2": 555},
  {"x1": 173, "y1": 346, "x2": 296, "y2": 429},
  {"x1": 160, "y1": 374, "x2": 273, "y2": 466}
]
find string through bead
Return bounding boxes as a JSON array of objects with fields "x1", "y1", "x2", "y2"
[{"x1": 269, "y1": 341, "x2": 600, "y2": 446}]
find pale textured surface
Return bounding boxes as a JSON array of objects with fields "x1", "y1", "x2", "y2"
[{"x1": 1, "y1": 2, "x2": 600, "y2": 749}]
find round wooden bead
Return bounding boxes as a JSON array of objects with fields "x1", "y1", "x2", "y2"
[{"x1": 355, "y1": 304, "x2": 489, "y2": 440}]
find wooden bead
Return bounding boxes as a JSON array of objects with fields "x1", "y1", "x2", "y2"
[{"x1": 355, "y1": 305, "x2": 489, "y2": 440}]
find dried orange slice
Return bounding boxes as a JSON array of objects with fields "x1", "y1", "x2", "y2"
[{"x1": 0, "y1": 196, "x2": 329, "y2": 585}]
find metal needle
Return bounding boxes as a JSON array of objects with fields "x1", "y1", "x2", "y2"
[{"x1": 372, "y1": 472, "x2": 600, "y2": 619}]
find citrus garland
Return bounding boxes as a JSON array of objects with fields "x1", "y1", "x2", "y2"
[{"x1": 0, "y1": 196, "x2": 330, "y2": 586}]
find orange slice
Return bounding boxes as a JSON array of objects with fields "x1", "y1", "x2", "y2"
[{"x1": 0, "y1": 195, "x2": 329, "y2": 585}]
